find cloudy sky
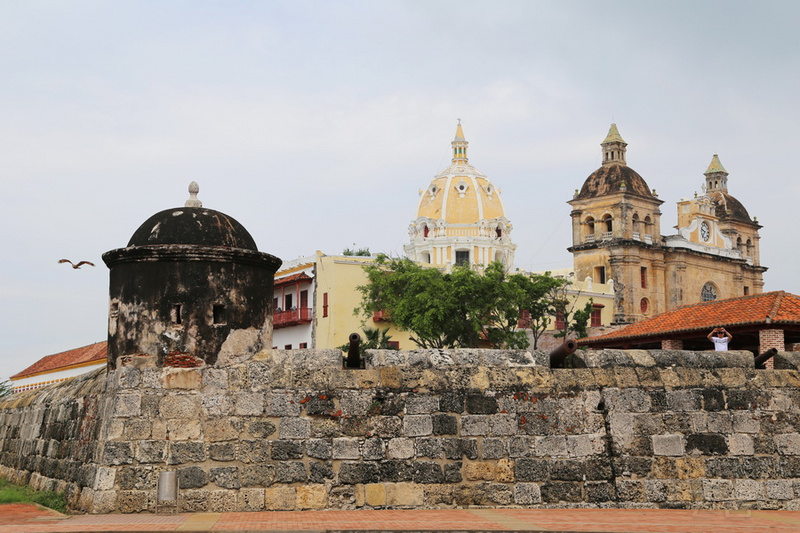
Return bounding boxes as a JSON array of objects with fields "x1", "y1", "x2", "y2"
[{"x1": 1, "y1": 1, "x2": 798, "y2": 381}]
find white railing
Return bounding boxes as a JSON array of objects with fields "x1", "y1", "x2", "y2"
[
  {"x1": 632, "y1": 232, "x2": 640, "y2": 241},
  {"x1": 601, "y1": 232, "x2": 613, "y2": 241},
  {"x1": 584, "y1": 234, "x2": 595, "y2": 243},
  {"x1": 644, "y1": 234, "x2": 653, "y2": 244}
]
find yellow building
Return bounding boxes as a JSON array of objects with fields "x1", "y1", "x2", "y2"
[
  {"x1": 272, "y1": 252, "x2": 416, "y2": 351},
  {"x1": 405, "y1": 121, "x2": 516, "y2": 269},
  {"x1": 568, "y1": 124, "x2": 766, "y2": 325}
]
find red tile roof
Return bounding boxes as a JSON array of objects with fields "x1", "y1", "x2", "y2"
[
  {"x1": 582, "y1": 291, "x2": 800, "y2": 345},
  {"x1": 10, "y1": 341, "x2": 107, "y2": 380},
  {"x1": 274, "y1": 272, "x2": 313, "y2": 288}
]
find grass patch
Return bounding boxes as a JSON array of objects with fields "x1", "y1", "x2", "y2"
[{"x1": 0, "y1": 477, "x2": 68, "y2": 513}]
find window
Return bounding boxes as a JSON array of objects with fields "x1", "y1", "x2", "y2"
[
  {"x1": 299, "y1": 342, "x2": 307, "y2": 349},
  {"x1": 594, "y1": 266, "x2": 606, "y2": 284},
  {"x1": 323, "y1": 293, "x2": 329, "y2": 317},
  {"x1": 171, "y1": 304, "x2": 182, "y2": 325},
  {"x1": 284, "y1": 293, "x2": 293, "y2": 310},
  {"x1": 496, "y1": 227, "x2": 502, "y2": 238},
  {"x1": 555, "y1": 312, "x2": 566, "y2": 330},
  {"x1": 603, "y1": 215, "x2": 613, "y2": 232},
  {"x1": 273, "y1": 297, "x2": 279, "y2": 312},
  {"x1": 640, "y1": 298, "x2": 649, "y2": 314},
  {"x1": 455, "y1": 250, "x2": 469, "y2": 266},
  {"x1": 640, "y1": 267, "x2": 647, "y2": 289},
  {"x1": 590, "y1": 306, "x2": 603, "y2": 327},
  {"x1": 701, "y1": 283, "x2": 718, "y2": 302},
  {"x1": 284, "y1": 344, "x2": 292, "y2": 350},
  {"x1": 388, "y1": 341, "x2": 400, "y2": 350},
  {"x1": 423, "y1": 225, "x2": 429, "y2": 238},
  {"x1": 213, "y1": 304, "x2": 226, "y2": 324},
  {"x1": 744, "y1": 286, "x2": 750, "y2": 296}
]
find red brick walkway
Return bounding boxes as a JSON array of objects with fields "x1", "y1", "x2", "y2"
[{"x1": 2, "y1": 504, "x2": 800, "y2": 532}]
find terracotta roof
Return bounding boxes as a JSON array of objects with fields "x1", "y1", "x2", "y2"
[
  {"x1": 582, "y1": 291, "x2": 800, "y2": 345},
  {"x1": 10, "y1": 341, "x2": 107, "y2": 380},
  {"x1": 274, "y1": 272, "x2": 313, "y2": 288}
]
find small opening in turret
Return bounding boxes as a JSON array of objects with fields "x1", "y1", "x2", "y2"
[
  {"x1": 171, "y1": 304, "x2": 182, "y2": 325},
  {"x1": 213, "y1": 304, "x2": 226, "y2": 325}
]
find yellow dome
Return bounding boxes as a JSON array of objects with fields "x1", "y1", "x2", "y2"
[{"x1": 415, "y1": 124, "x2": 506, "y2": 224}]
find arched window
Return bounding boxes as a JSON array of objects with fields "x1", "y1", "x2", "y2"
[
  {"x1": 584, "y1": 217, "x2": 595, "y2": 241},
  {"x1": 737, "y1": 237, "x2": 743, "y2": 253},
  {"x1": 632, "y1": 213, "x2": 640, "y2": 237},
  {"x1": 701, "y1": 283, "x2": 718, "y2": 302},
  {"x1": 496, "y1": 227, "x2": 502, "y2": 238},
  {"x1": 423, "y1": 225, "x2": 429, "y2": 238},
  {"x1": 602, "y1": 214, "x2": 613, "y2": 235},
  {"x1": 746, "y1": 238, "x2": 753, "y2": 256}
]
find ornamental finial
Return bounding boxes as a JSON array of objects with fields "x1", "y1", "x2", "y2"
[{"x1": 185, "y1": 181, "x2": 203, "y2": 207}]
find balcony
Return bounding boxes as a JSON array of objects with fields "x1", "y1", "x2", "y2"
[
  {"x1": 632, "y1": 232, "x2": 640, "y2": 241},
  {"x1": 274, "y1": 307, "x2": 312, "y2": 328},
  {"x1": 372, "y1": 309, "x2": 392, "y2": 322},
  {"x1": 584, "y1": 234, "x2": 596, "y2": 243},
  {"x1": 601, "y1": 231, "x2": 613, "y2": 241}
]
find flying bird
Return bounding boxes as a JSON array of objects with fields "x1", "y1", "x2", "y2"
[{"x1": 59, "y1": 259, "x2": 95, "y2": 269}]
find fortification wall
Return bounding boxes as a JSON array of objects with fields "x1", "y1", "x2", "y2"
[{"x1": 2, "y1": 349, "x2": 800, "y2": 513}]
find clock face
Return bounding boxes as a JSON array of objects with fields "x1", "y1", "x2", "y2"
[{"x1": 700, "y1": 221, "x2": 710, "y2": 242}]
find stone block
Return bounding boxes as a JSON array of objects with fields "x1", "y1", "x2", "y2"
[
  {"x1": 405, "y1": 396, "x2": 439, "y2": 414},
  {"x1": 236, "y1": 440, "x2": 269, "y2": 462},
  {"x1": 652, "y1": 434, "x2": 684, "y2": 456},
  {"x1": 102, "y1": 442, "x2": 133, "y2": 465},
  {"x1": 167, "y1": 419, "x2": 201, "y2": 441},
  {"x1": 168, "y1": 441, "x2": 206, "y2": 464},
  {"x1": 209, "y1": 442, "x2": 236, "y2": 461},
  {"x1": 464, "y1": 461, "x2": 495, "y2": 481},
  {"x1": 164, "y1": 369, "x2": 202, "y2": 389},
  {"x1": 431, "y1": 414, "x2": 457, "y2": 435},
  {"x1": 202, "y1": 368, "x2": 228, "y2": 390},
  {"x1": 208, "y1": 490, "x2": 237, "y2": 512},
  {"x1": 239, "y1": 488, "x2": 267, "y2": 511},
  {"x1": 461, "y1": 415, "x2": 489, "y2": 436},
  {"x1": 734, "y1": 479, "x2": 764, "y2": 501},
  {"x1": 233, "y1": 392, "x2": 264, "y2": 416},
  {"x1": 136, "y1": 440, "x2": 166, "y2": 464},
  {"x1": 159, "y1": 395, "x2": 199, "y2": 419},
  {"x1": 645, "y1": 479, "x2": 667, "y2": 502},
  {"x1": 703, "y1": 479, "x2": 734, "y2": 501},
  {"x1": 515, "y1": 458, "x2": 549, "y2": 482},
  {"x1": 385, "y1": 482, "x2": 424, "y2": 507},
  {"x1": 363, "y1": 437, "x2": 387, "y2": 460},
  {"x1": 297, "y1": 485, "x2": 327, "y2": 509},
  {"x1": 264, "y1": 392, "x2": 301, "y2": 417},
  {"x1": 443, "y1": 438, "x2": 478, "y2": 460},
  {"x1": 728, "y1": 434, "x2": 754, "y2": 456},
  {"x1": 566, "y1": 434, "x2": 594, "y2": 457},
  {"x1": 306, "y1": 439, "x2": 332, "y2": 460},
  {"x1": 489, "y1": 414, "x2": 517, "y2": 436},
  {"x1": 765, "y1": 480, "x2": 794, "y2": 500},
  {"x1": 205, "y1": 418, "x2": 239, "y2": 442},
  {"x1": 665, "y1": 390, "x2": 702, "y2": 411},
  {"x1": 733, "y1": 412, "x2": 761, "y2": 433},
  {"x1": 482, "y1": 438, "x2": 507, "y2": 459},
  {"x1": 686, "y1": 433, "x2": 729, "y2": 455},
  {"x1": 509, "y1": 436, "x2": 536, "y2": 457},
  {"x1": 387, "y1": 438, "x2": 415, "y2": 459},
  {"x1": 210, "y1": 467, "x2": 240, "y2": 489},
  {"x1": 403, "y1": 415, "x2": 432, "y2": 437},
  {"x1": 93, "y1": 466, "x2": 116, "y2": 491},
  {"x1": 541, "y1": 481, "x2": 582, "y2": 503},
  {"x1": 513, "y1": 482, "x2": 541, "y2": 504},
  {"x1": 775, "y1": 434, "x2": 800, "y2": 455},
  {"x1": 201, "y1": 394, "x2": 232, "y2": 416},
  {"x1": 279, "y1": 417, "x2": 311, "y2": 439},
  {"x1": 339, "y1": 462, "x2": 381, "y2": 484},
  {"x1": 586, "y1": 481, "x2": 616, "y2": 502},
  {"x1": 536, "y1": 435, "x2": 567, "y2": 457},
  {"x1": 411, "y1": 462, "x2": 444, "y2": 484},
  {"x1": 122, "y1": 419, "x2": 151, "y2": 440},
  {"x1": 275, "y1": 462, "x2": 307, "y2": 483},
  {"x1": 240, "y1": 465, "x2": 275, "y2": 487},
  {"x1": 113, "y1": 393, "x2": 142, "y2": 417},
  {"x1": 118, "y1": 489, "x2": 153, "y2": 513},
  {"x1": 332, "y1": 438, "x2": 361, "y2": 460},
  {"x1": 177, "y1": 466, "x2": 208, "y2": 489}
]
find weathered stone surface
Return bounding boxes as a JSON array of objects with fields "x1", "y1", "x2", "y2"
[{"x1": 177, "y1": 466, "x2": 208, "y2": 489}]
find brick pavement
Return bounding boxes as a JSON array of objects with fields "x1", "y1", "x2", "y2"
[{"x1": 2, "y1": 504, "x2": 800, "y2": 533}]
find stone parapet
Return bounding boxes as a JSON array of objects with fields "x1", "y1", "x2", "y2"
[{"x1": 1, "y1": 349, "x2": 800, "y2": 513}]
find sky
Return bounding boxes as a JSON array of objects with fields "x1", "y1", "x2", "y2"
[{"x1": 1, "y1": 0, "x2": 799, "y2": 381}]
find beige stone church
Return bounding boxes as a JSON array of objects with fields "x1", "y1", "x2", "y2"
[{"x1": 568, "y1": 124, "x2": 766, "y2": 325}]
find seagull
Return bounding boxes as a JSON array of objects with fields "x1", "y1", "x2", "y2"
[{"x1": 59, "y1": 259, "x2": 95, "y2": 269}]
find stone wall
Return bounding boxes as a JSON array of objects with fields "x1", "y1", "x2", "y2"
[{"x1": 2, "y1": 348, "x2": 800, "y2": 513}]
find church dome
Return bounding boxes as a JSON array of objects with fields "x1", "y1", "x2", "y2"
[
  {"x1": 708, "y1": 191, "x2": 752, "y2": 224},
  {"x1": 126, "y1": 182, "x2": 258, "y2": 250},
  {"x1": 576, "y1": 163, "x2": 655, "y2": 200},
  {"x1": 415, "y1": 123, "x2": 506, "y2": 224},
  {"x1": 575, "y1": 124, "x2": 655, "y2": 200}
]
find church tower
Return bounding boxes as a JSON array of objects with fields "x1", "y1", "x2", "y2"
[
  {"x1": 405, "y1": 122, "x2": 516, "y2": 269},
  {"x1": 568, "y1": 124, "x2": 665, "y2": 324}
]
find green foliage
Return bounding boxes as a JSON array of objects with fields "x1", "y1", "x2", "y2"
[
  {"x1": 0, "y1": 380, "x2": 11, "y2": 398},
  {"x1": 357, "y1": 256, "x2": 565, "y2": 349},
  {"x1": 0, "y1": 477, "x2": 68, "y2": 513},
  {"x1": 551, "y1": 280, "x2": 593, "y2": 340},
  {"x1": 343, "y1": 246, "x2": 371, "y2": 257},
  {"x1": 339, "y1": 327, "x2": 398, "y2": 352}
]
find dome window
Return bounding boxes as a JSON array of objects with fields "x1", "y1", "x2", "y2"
[
  {"x1": 701, "y1": 283, "x2": 718, "y2": 302},
  {"x1": 455, "y1": 180, "x2": 469, "y2": 198},
  {"x1": 423, "y1": 224, "x2": 430, "y2": 238}
]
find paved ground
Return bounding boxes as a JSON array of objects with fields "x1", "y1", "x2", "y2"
[{"x1": 2, "y1": 504, "x2": 800, "y2": 533}]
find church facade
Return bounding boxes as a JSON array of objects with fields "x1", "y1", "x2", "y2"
[{"x1": 568, "y1": 124, "x2": 766, "y2": 325}]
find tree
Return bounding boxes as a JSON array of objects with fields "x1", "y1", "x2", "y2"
[
  {"x1": 338, "y1": 327, "x2": 398, "y2": 352},
  {"x1": 0, "y1": 380, "x2": 12, "y2": 398},
  {"x1": 357, "y1": 256, "x2": 565, "y2": 349},
  {"x1": 550, "y1": 282, "x2": 593, "y2": 340}
]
